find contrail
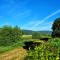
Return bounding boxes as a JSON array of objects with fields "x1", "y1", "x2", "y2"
[{"x1": 31, "y1": 9, "x2": 60, "y2": 29}]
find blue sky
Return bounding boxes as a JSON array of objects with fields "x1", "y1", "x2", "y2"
[{"x1": 0, "y1": 0, "x2": 60, "y2": 31}]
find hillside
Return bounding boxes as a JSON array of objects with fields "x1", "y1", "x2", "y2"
[{"x1": 22, "y1": 30, "x2": 52, "y2": 35}]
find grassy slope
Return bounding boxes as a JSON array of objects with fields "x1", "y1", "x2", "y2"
[{"x1": 0, "y1": 39, "x2": 25, "y2": 54}]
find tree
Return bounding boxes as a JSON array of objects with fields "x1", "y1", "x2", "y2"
[
  {"x1": 52, "y1": 18, "x2": 60, "y2": 38},
  {"x1": 0, "y1": 25, "x2": 22, "y2": 46},
  {"x1": 12, "y1": 26, "x2": 22, "y2": 42}
]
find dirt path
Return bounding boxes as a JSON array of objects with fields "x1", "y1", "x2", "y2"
[{"x1": 0, "y1": 48, "x2": 27, "y2": 60}]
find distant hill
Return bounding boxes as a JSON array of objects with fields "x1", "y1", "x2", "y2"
[{"x1": 22, "y1": 30, "x2": 52, "y2": 35}]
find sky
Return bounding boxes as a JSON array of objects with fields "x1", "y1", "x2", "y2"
[{"x1": 0, "y1": 0, "x2": 60, "y2": 31}]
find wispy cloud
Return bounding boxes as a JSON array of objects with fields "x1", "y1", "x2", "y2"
[
  {"x1": 30, "y1": 9, "x2": 60, "y2": 29},
  {"x1": 24, "y1": 9, "x2": 60, "y2": 30},
  {"x1": 24, "y1": 21, "x2": 50, "y2": 30},
  {"x1": 24, "y1": 21, "x2": 52, "y2": 31}
]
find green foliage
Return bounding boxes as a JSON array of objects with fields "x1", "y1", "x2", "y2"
[
  {"x1": 0, "y1": 25, "x2": 22, "y2": 46},
  {"x1": 32, "y1": 32, "x2": 51, "y2": 39},
  {"x1": 25, "y1": 38, "x2": 60, "y2": 60},
  {"x1": 48, "y1": 38, "x2": 60, "y2": 50},
  {"x1": 0, "y1": 40, "x2": 24, "y2": 53},
  {"x1": 32, "y1": 32, "x2": 41, "y2": 39},
  {"x1": 52, "y1": 18, "x2": 60, "y2": 38}
]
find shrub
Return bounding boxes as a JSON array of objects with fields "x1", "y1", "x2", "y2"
[
  {"x1": 0, "y1": 25, "x2": 22, "y2": 46},
  {"x1": 48, "y1": 38, "x2": 60, "y2": 50},
  {"x1": 25, "y1": 38, "x2": 60, "y2": 60}
]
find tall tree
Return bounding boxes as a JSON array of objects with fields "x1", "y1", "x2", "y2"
[{"x1": 52, "y1": 18, "x2": 60, "y2": 38}]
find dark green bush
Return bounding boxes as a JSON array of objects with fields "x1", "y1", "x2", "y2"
[{"x1": 52, "y1": 18, "x2": 60, "y2": 38}]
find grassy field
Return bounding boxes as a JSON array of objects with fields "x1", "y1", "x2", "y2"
[
  {"x1": 0, "y1": 39, "x2": 28, "y2": 60},
  {"x1": 0, "y1": 40, "x2": 24, "y2": 53}
]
